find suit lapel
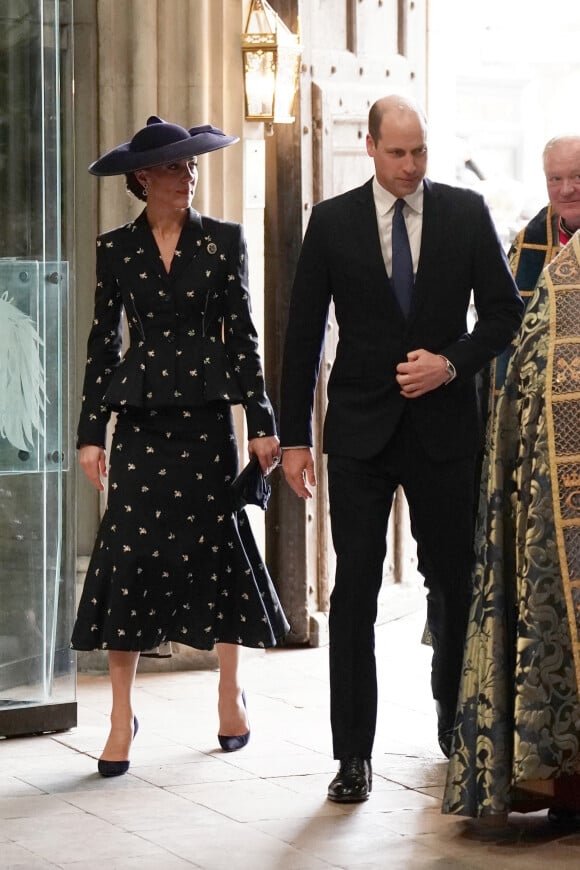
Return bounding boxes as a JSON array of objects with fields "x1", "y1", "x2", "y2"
[
  {"x1": 353, "y1": 179, "x2": 395, "y2": 284},
  {"x1": 410, "y1": 179, "x2": 443, "y2": 320},
  {"x1": 129, "y1": 208, "x2": 203, "y2": 284},
  {"x1": 168, "y1": 208, "x2": 203, "y2": 283},
  {"x1": 129, "y1": 210, "x2": 167, "y2": 281},
  {"x1": 354, "y1": 179, "x2": 409, "y2": 323}
]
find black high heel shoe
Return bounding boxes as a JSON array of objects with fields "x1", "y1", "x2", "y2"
[
  {"x1": 218, "y1": 690, "x2": 250, "y2": 752},
  {"x1": 98, "y1": 716, "x2": 139, "y2": 777}
]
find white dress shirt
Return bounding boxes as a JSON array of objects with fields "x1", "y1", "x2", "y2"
[{"x1": 372, "y1": 177, "x2": 424, "y2": 279}]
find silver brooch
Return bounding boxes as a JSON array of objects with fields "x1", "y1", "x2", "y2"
[{"x1": 207, "y1": 242, "x2": 217, "y2": 254}]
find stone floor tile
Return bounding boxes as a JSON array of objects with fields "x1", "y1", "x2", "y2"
[
  {"x1": 417, "y1": 785, "x2": 446, "y2": 800},
  {"x1": 59, "y1": 856, "x2": 197, "y2": 870},
  {"x1": 140, "y1": 818, "x2": 342, "y2": 870},
  {"x1": 59, "y1": 784, "x2": 226, "y2": 830},
  {"x1": 0, "y1": 736, "x2": 75, "y2": 760},
  {"x1": 170, "y1": 776, "x2": 349, "y2": 822},
  {"x1": 129, "y1": 758, "x2": 255, "y2": 787},
  {"x1": 0, "y1": 777, "x2": 45, "y2": 799},
  {"x1": 0, "y1": 813, "x2": 173, "y2": 865},
  {"x1": 252, "y1": 814, "x2": 434, "y2": 868},
  {"x1": 212, "y1": 749, "x2": 334, "y2": 779},
  {"x1": 11, "y1": 753, "x2": 153, "y2": 794},
  {"x1": 373, "y1": 805, "x2": 460, "y2": 836},
  {"x1": 0, "y1": 793, "x2": 84, "y2": 820},
  {"x1": 354, "y1": 787, "x2": 439, "y2": 815},
  {"x1": 0, "y1": 842, "x2": 60, "y2": 869},
  {"x1": 375, "y1": 756, "x2": 449, "y2": 789}
]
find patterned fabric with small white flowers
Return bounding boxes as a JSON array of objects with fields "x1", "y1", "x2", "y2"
[
  {"x1": 72, "y1": 406, "x2": 289, "y2": 651},
  {"x1": 77, "y1": 208, "x2": 276, "y2": 449},
  {"x1": 73, "y1": 209, "x2": 288, "y2": 651}
]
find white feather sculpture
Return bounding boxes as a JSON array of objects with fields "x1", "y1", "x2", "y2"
[{"x1": 0, "y1": 291, "x2": 46, "y2": 451}]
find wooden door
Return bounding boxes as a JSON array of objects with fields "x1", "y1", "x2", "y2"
[{"x1": 265, "y1": 0, "x2": 427, "y2": 643}]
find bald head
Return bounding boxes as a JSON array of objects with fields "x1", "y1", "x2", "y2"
[
  {"x1": 368, "y1": 95, "x2": 427, "y2": 146},
  {"x1": 543, "y1": 135, "x2": 580, "y2": 166},
  {"x1": 543, "y1": 135, "x2": 580, "y2": 232},
  {"x1": 366, "y1": 94, "x2": 428, "y2": 198}
]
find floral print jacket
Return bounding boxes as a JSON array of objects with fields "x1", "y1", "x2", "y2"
[{"x1": 77, "y1": 208, "x2": 276, "y2": 447}]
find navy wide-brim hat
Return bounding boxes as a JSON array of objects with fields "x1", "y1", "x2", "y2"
[{"x1": 88, "y1": 115, "x2": 239, "y2": 176}]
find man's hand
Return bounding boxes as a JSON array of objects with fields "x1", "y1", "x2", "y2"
[
  {"x1": 396, "y1": 349, "x2": 450, "y2": 398},
  {"x1": 78, "y1": 444, "x2": 108, "y2": 491},
  {"x1": 248, "y1": 435, "x2": 282, "y2": 475},
  {"x1": 281, "y1": 447, "x2": 316, "y2": 499}
]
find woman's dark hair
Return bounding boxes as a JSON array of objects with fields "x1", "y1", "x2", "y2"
[{"x1": 125, "y1": 172, "x2": 147, "y2": 202}]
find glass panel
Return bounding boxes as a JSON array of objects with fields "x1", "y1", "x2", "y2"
[{"x1": 0, "y1": 0, "x2": 75, "y2": 728}]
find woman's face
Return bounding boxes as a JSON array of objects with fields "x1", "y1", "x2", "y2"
[{"x1": 137, "y1": 158, "x2": 198, "y2": 209}]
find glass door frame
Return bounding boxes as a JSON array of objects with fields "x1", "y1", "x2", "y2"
[{"x1": 0, "y1": 0, "x2": 76, "y2": 738}]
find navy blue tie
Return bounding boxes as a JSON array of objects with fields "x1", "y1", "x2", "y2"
[{"x1": 391, "y1": 198, "x2": 414, "y2": 317}]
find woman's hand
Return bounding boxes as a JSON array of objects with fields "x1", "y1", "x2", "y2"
[
  {"x1": 78, "y1": 444, "x2": 108, "y2": 491},
  {"x1": 248, "y1": 435, "x2": 281, "y2": 475}
]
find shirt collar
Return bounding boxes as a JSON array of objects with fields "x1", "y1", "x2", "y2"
[
  {"x1": 372, "y1": 176, "x2": 424, "y2": 216},
  {"x1": 560, "y1": 216, "x2": 575, "y2": 244}
]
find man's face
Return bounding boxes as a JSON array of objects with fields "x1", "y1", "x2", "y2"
[
  {"x1": 366, "y1": 112, "x2": 427, "y2": 198},
  {"x1": 544, "y1": 141, "x2": 580, "y2": 232}
]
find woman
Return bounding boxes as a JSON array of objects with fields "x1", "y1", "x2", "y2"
[
  {"x1": 442, "y1": 233, "x2": 580, "y2": 823},
  {"x1": 72, "y1": 116, "x2": 289, "y2": 776}
]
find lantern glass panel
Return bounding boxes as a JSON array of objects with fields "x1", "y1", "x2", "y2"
[
  {"x1": 244, "y1": 48, "x2": 276, "y2": 120},
  {"x1": 273, "y1": 46, "x2": 300, "y2": 122},
  {"x1": 245, "y1": 1, "x2": 276, "y2": 35}
]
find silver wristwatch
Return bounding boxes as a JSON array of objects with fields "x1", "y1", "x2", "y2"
[{"x1": 439, "y1": 356, "x2": 456, "y2": 384}]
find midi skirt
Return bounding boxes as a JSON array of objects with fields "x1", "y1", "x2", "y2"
[{"x1": 71, "y1": 405, "x2": 289, "y2": 652}]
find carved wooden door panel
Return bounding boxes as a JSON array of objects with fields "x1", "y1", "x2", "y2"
[{"x1": 299, "y1": 0, "x2": 427, "y2": 631}]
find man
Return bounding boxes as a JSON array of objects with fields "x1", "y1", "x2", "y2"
[
  {"x1": 442, "y1": 138, "x2": 580, "y2": 825},
  {"x1": 279, "y1": 94, "x2": 523, "y2": 803},
  {"x1": 489, "y1": 135, "x2": 580, "y2": 408},
  {"x1": 504, "y1": 135, "x2": 580, "y2": 350},
  {"x1": 422, "y1": 136, "x2": 580, "y2": 648}
]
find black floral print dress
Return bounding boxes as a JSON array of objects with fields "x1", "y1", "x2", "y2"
[{"x1": 71, "y1": 208, "x2": 289, "y2": 652}]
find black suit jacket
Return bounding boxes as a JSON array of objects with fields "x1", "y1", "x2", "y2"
[
  {"x1": 280, "y1": 178, "x2": 523, "y2": 461},
  {"x1": 78, "y1": 208, "x2": 276, "y2": 447}
]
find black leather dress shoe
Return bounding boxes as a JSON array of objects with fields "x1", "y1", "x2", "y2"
[
  {"x1": 547, "y1": 807, "x2": 580, "y2": 827},
  {"x1": 438, "y1": 730, "x2": 453, "y2": 759},
  {"x1": 327, "y1": 757, "x2": 372, "y2": 803},
  {"x1": 435, "y1": 700, "x2": 454, "y2": 759}
]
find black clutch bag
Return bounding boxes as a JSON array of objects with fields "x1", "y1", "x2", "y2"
[{"x1": 229, "y1": 454, "x2": 272, "y2": 511}]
